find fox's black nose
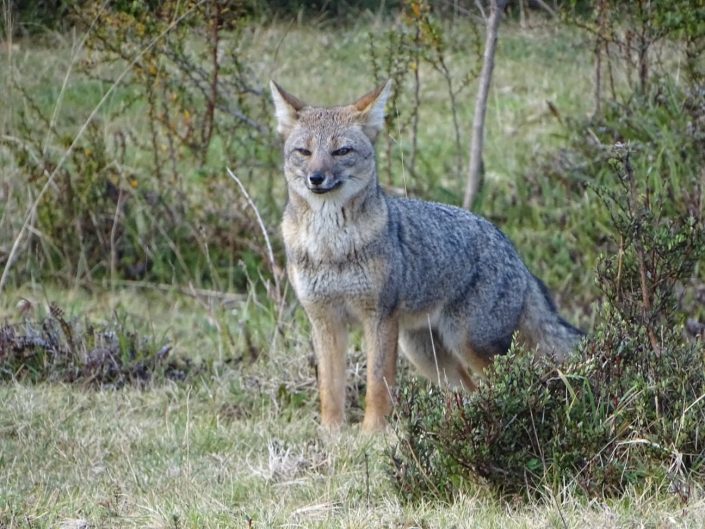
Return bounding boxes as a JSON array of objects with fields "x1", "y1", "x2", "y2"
[{"x1": 308, "y1": 172, "x2": 325, "y2": 186}]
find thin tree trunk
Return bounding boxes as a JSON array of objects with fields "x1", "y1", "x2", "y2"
[
  {"x1": 593, "y1": 0, "x2": 607, "y2": 117},
  {"x1": 594, "y1": 37, "x2": 602, "y2": 117},
  {"x1": 463, "y1": 0, "x2": 507, "y2": 210},
  {"x1": 409, "y1": 22, "x2": 421, "y2": 180}
]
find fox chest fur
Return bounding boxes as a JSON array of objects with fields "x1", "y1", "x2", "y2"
[{"x1": 281, "y1": 195, "x2": 391, "y2": 313}]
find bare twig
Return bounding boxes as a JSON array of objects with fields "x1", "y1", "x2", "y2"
[
  {"x1": 104, "y1": 279, "x2": 244, "y2": 304},
  {"x1": 44, "y1": 28, "x2": 84, "y2": 157},
  {"x1": 201, "y1": 1, "x2": 221, "y2": 163},
  {"x1": 159, "y1": 47, "x2": 267, "y2": 133},
  {"x1": 432, "y1": 53, "x2": 467, "y2": 180},
  {"x1": 474, "y1": 0, "x2": 487, "y2": 21},
  {"x1": 532, "y1": 0, "x2": 558, "y2": 18},
  {"x1": 623, "y1": 151, "x2": 660, "y2": 353},
  {"x1": 409, "y1": 23, "x2": 421, "y2": 180},
  {"x1": 109, "y1": 183, "x2": 126, "y2": 287},
  {"x1": 226, "y1": 167, "x2": 281, "y2": 305}
]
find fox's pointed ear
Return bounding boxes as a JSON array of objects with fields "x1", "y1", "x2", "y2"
[
  {"x1": 270, "y1": 80, "x2": 307, "y2": 138},
  {"x1": 353, "y1": 80, "x2": 391, "y2": 141}
]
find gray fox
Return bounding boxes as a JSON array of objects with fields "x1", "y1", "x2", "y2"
[{"x1": 270, "y1": 80, "x2": 583, "y2": 432}]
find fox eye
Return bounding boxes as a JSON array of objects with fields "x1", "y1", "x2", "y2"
[
  {"x1": 294, "y1": 148, "x2": 311, "y2": 156},
  {"x1": 332, "y1": 147, "x2": 353, "y2": 156}
]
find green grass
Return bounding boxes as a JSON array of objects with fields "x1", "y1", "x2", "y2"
[
  {"x1": 2, "y1": 349, "x2": 705, "y2": 528},
  {"x1": 1, "y1": 10, "x2": 704, "y2": 528}
]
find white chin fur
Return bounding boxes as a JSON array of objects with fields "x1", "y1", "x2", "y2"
[{"x1": 296, "y1": 181, "x2": 365, "y2": 211}]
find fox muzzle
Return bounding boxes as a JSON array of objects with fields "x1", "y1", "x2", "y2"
[{"x1": 307, "y1": 171, "x2": 342, "y2": 194}]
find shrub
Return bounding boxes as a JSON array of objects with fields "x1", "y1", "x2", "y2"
[
  {"x1": 482, "y1": 77, "x2": 705, "y2": 308},
  {"x1": 2, "y1": 1, "x2": 278, "y2": 290},
  {"x1": 390, "y1": 318, "x2": 705, "y2": 502}
]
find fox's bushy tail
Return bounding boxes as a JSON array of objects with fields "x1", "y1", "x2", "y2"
[{"x1": 518, "y1": 276, "x2": 584, "y2": 361}]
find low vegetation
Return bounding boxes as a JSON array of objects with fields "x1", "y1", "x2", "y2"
[{"x1": 0, "y1": 302, "x2": 196, "y2": 387}]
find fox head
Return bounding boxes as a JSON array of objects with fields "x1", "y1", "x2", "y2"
[{"x1": 270, "y1": 80, "x2": 391, "y2": 206}]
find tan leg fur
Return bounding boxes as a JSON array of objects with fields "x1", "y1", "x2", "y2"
[
  {"x1": 308, "y1": 309, "x2": 348, "y2": 430},
  {"x1": 361, "y1": 315, "x2": 399, "y2": 432}
]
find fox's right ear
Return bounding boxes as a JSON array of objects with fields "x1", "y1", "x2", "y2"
[{"x1": 270, "y1": 81, "x2": 306, "y2": 138}]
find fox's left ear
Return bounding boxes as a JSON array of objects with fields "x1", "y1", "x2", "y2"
[
  {"x1": 353, "y1": 80, "x2": 391, "y2": 141},
  {"x1": 270, "y1": 80, "x2": 307, "y2": 139}
]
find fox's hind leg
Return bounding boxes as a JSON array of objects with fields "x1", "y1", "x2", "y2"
[{"x1": 399, "y1": 328, "x2": 477, "y2": 390}]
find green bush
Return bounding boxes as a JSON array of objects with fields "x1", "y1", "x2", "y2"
[
  {"x1": 482, "y1": 78, "x2": 705, "y2": 308},
  {"x1": 390, "y1": 319, "x2": 705, "y2": 502},
  {"x1": 2, "y1": 1, "x2": 279, "y2": 290}
]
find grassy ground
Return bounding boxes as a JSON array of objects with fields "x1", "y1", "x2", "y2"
[
  {"x1": 1, "y1": 13, "x2": 703, "y2": 529},
  {"x1": 1, "y1": 288, "x2": 703, "y2": 528}
]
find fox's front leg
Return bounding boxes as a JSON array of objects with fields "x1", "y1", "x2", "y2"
[
  {"x1": 308, "y1": 308, "x2": 348, "y2": 430},
  {"x1": 362, "y1": 314, "x2": 399, "y2": 432}
]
